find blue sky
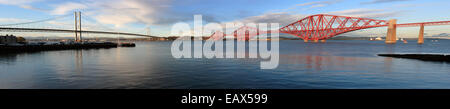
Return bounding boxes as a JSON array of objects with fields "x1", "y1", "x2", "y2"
[{"x1": 0, "y1": 0, "x2": 449, "y2": 38}]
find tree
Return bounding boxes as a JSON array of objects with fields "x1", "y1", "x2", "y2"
[{"x1": 17, "y1": 37, "x2": 26, "y2": 43}]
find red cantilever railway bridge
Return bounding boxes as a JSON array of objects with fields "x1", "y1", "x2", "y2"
[{"x1": 209, "y1": 14, "x2": 450, "y2": 43}]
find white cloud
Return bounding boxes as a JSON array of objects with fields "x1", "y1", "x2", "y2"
[
  {"x1": 362, "y1": 0, "x2": 411, "y2": 4},
  {"x1": 0, "y1": 18, "x2": 30, "y2": 23},
  {"x1": 0, "y1": 0, "x2": 42, "y2": 5},
  {"x1": 326, "y1": 8, "x2": 401, "y2": 18},
  {"x1": 51, "y1": 2, "x2": 88, "y2": 15},
  {"x1": 310, "y1": 4, "x2": 326, "y2": 8},
  {"x1": 240, "y1": 12, "x2": 304, "y2": 25},
  {"x1": 297, "y1": 0, "x2": 342, "y2": 7},
  {"x1": 327, "y1": 8, "x2": 384, "y2": 15},
  {"x1": 94, "y1": 14, "x2": 138, "y2": 28},
  {"x1": 224, "y1": 12, "x2": 306, "y2": 31},
  {"x1": 46, "y1": 0, "x2": 179, "y2": 28},
  {"x1": 0, "y1": 0, "x2": 45, "y2": 11},
  {"x1": 269, "y1": 0, "x2": 342, "y2": 14},
  {"x1": 19, "y1": 5, "x2": 47, "y2": 11},
  {"x1": 91, "y1": 0, "x2": 161, "y2": 27}
]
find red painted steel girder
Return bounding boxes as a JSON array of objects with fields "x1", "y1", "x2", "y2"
[
  {"x1": 229, "y1": 26, "x2": 279, "y2": 40},
  {"x1": 279, "y1": 14, "x2": 388, "y2": 40},
  {"x1": 209, "y1": 30, "x2": 226, "y2": 40},
  {"x1": 397, "y1": 21, "x2": 450, "y2": 27},
  {"x1": 208, "y1": 14, "x2": 450, "y2": 41},
  {"x1": 208, "y1": 26, "x2": 268, "y2": 40},
  {"x1": 232, "y1": 26, "x2": 259, "y2": 40},
  {"x1": 209, "y1": 14, "x2": 389, "y2": 40}
]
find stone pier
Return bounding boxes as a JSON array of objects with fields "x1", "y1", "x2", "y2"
[
  {"x1": 418, "y1": 24, "x2": 424, "y2": 44},
  {"x1": 385, "y1": 19, "x2": 397, "y2": 44}
]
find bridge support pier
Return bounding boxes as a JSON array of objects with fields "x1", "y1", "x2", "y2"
[
  {"x1": 385, "y1": 19, "x2": 397, "y2": 44},
  {"x1": 74, "y1": 11, "x2": 82, "y2": 42},
  {"x1": 320, "y1": 40, "x2": 326, "y2": 43},
  {"x1": 313, "y1": 40, "x2": 319, "y2": 43},
  {"x1": 304, "y1": 40, "x2": 308, "y2": 43},
  {"x1": 418, "y1": 24, "x2": 424, "y2": 44}
]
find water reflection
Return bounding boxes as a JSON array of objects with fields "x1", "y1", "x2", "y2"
[
  {"x1": 1, "y1": 40, "x2": 450, "y2": 89},
  {"x1": 75, "y1": 50, "x2": 83, "y2": 73},
  {"x1": 383, "y1": 57, "x2": 393, "y2": 73},
  {"x1": 280, "y1": 54, "x2": 383, "y2": 72},
  {"x1": 0, "y1": 53, "x2": 18, "y2": 65}
]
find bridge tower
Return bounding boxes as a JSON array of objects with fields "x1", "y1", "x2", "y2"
[
  {"x1": 385, "y1": 19, "x2": 397, "y2": 44},
  {"x1": 74, "y1": 11, "x2": 82, "y2": 42},
  {"x1": 418, "y1": 24, "x2": 424, "y2": 44},
  {"x1": 74, "y1": 12, "x2": 78, "y2": 42}
]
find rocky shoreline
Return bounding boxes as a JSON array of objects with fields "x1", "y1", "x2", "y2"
[{"x1": 378, "y1": 54, "x2": 450, "y2": 62}]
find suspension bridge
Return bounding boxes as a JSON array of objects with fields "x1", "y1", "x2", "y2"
[
  {"x1": 0, "y1": 11, "x2": 156, "y2": 42},
  {"x1": 209, "y1": 14, "x2": 450, "y2": 44}
]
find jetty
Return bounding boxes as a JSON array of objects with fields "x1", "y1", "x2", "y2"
[
  {"x1": 378, "y1": 54, "x2": 450, "y2": 62},
  {"x1": 0, "y1": 35, "x2": 135, "y2": 53}
]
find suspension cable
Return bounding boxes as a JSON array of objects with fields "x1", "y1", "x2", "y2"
[
  {"x1": 0, "y1": 14, "x2": 72, "y2": 26},
  {"x1": 79, "y1": 12, "x2": 115, "y2": 31}
]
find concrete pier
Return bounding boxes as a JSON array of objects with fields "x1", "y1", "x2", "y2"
[
  {"x1": 418, "y1": 24, "x2": 424, "y2": 44},
  {"x1": 0, "y1": 43, "x2": 118, "y2": 53},
  {"x1": 320, "y1": 40, "x2": 326, "y2": 43},
  {"x1": 385, "y1": 19, "x2": 397, "y2": 44}
]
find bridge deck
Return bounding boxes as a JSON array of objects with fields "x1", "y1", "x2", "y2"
[{"x1": 0, "y1": 27, "x2": 156, "y2": 38}]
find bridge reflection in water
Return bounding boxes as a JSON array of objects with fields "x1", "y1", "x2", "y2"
[{"x1": 279, "y1": 54, "x2": 388, "y2": 72}]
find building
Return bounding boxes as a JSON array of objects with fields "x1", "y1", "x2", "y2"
[{"x1": 0, "y1": 34, "x2": 18, "y2": 45}]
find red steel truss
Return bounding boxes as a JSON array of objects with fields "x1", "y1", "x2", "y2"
[
  {"x1": 396, "y1": 21, "x2": 450, "y2": 27},
  {"x1": 209, "y1": 14, "x2": 450, "y2": 41},
  {"x1": 279, "y1": 14, "x2": 388, "y2": 40}
]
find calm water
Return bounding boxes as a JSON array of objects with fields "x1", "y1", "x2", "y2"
[{"x1": 1, "y1": 40, "x2": 449, "y2": 89}]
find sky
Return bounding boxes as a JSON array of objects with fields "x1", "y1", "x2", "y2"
[{"x1": 0, "y1": 0, "x2": 449, "y2": 38}]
